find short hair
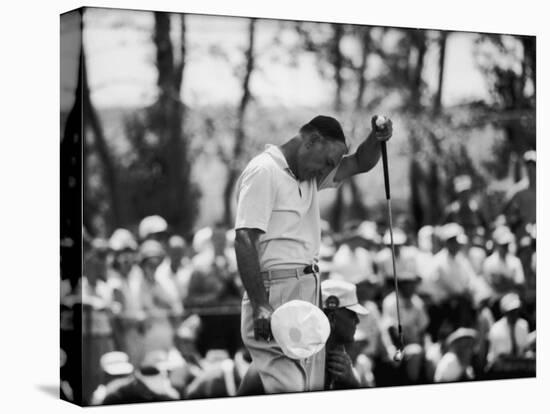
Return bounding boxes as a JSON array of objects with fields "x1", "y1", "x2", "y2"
[{"x1": 300, "y1": 115, "x2": 347, "y2": 146}]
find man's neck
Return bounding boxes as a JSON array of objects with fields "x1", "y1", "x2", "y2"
[{"x1": 279, "y1": 137, "x2": 300, "y2": 179}]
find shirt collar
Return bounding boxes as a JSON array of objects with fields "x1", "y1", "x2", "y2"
[{"x1": 265, "y1": 144, "x2": 297, "y2": 179}]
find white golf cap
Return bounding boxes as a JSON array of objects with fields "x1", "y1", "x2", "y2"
[
  {"x1": 383, "y1": 228, "x2": 406, "y2": 245},
  {"x1": 356, "y1": 221, "x2": 381, "y2": 242},
  {"x1": 109, "y1": 228, "x2": 138, "y2": 252},
  {"x1": 271, "y1": 300, "x2": 330, "y2": 360},
  {"x1": 321, "y1": 279, "x2": 369, "y2": 315},
  {"x1": 493, "y1": 226, "x2": 514, "y2": 245},
  {"x1": 439, "y1": 223, "x2": 466, "y2": 243},
  {"x1": 523, "y1": 150, "x2": 536, "y2": 163},
  {"x1": 100, "y1": 351, "x2": 134, "y2": 376},
  {"x1": 445, "y1": 327, "x2": 478, "y2": 348},
  {"x1": 453, "y1": 175, "x2": 472, "y2": 193},
  {"x1": 138, "y1": 215, "x2": 168, "y2": 240},
  {"x1": 500, "y1": 292, "x2": 521, "y2": 313}
]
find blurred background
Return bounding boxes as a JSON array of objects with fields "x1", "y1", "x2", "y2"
[{"x1": 60, "y1": 7, "x2": 536, "y2": 406}]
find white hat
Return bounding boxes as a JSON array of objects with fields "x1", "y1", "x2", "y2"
[
  {"x1": 168, "y1": 235, "x2": 186, "y2": 249},
  {"x1": 357, "y1": 221, "x2": 381, "y2": 242},
  {"x1": 109, "y1": 228, "x2": 138, "y2": 251},
  {"x1": 100, "y1": 351, "x2": 134, "y2": 376},
  {"x1": 271, "y1": 300, "x2": 330, "y2": 360},
  {"x1": 321, "y1": 280, "x2": 369, "y2": 315},
  {"x1": 439, "y1": 223, "x2": 466, "y2": 243},
  {"x1": 493, "y1": 226, "x2": 514, "y2": 245},
  {"x1": 383, "y1": 228, "x2": 406, "y2": 245},
  {"x1": 500, "y1": 292, "x2": 521, "y2": 313},
  {"x1": 139, "y1": 215, "x2": 168, "y2": 240},
  {"x1": 445, "y1": 328, "x2": 478, "y2": 348},
  {"x1": 192, "y1": 226, "x2": 213, "y2": 253},
  {"x1": 453, "y1": 175, "x2": 472, "y2": 193},
  {"x1": 523, "y1": 150, "x2": 536, "y2": 163}
]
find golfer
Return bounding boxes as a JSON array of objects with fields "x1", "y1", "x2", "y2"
[{"x1": 234, "y1": 115, "x2": 392, "y2": 393}]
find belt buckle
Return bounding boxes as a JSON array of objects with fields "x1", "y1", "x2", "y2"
[{"x1": 304, "y1": 264, "x2": 319, "y2": 274}]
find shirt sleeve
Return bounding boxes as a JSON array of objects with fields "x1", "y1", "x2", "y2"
[
  {"x1": 511, "y1": 256, "x2": 525, "y2": 285},
  {"x1": 235, "y1": 163, "x2": 276, "y2": 233}
]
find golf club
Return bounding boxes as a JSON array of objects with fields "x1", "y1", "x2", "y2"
[{"x1": 376, "y1": 116, "x2": 404, "y2": 363}]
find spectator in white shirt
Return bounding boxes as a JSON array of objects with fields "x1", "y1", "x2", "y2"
[
  {"x1": 486, "y1": 293, "x2": 530, "y2": 367},
  {"x1": 381, "y1": 257, "x2": 429, "y2": 384},
  {"x1": 155, "y1": 235, "x2": 191, "y2": 318},
  {"x1": 482, "y1": 226, "x2": 525, "y2": 317},
  {"x1": 427, "y1": 223, "x2": 477, "y2": 339},
  {"x1": 434, "y1": 327, "x2": 478, "y2": 383}
]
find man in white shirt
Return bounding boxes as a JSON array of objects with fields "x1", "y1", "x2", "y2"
[
  {"x1": 234, "y1": 115, "x2": 392, "y2": 393},
  {"x1": 428, "y1": 223, "x2": 477, "y2": 338},
  {"x1": 482, "y1": 226, "x2": 525, "y2": 317},
  {"x1": 434, "y1": 328, "x2": 478, "y2": 383},
  {"x1": 486, "y1": 293, "x2": 530, "y2": 367}
]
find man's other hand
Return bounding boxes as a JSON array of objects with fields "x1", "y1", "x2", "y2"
[{"x1": 253, "y1": 303, "x2": 274, "y2": 341}]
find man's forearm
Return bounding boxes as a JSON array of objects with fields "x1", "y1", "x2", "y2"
[
  {"x1": 352, "y1": 131, "x2": 382, "y2": 174},
  {"x1": 234, "y1": 229, "x2": 269, "y2": 308},
  {"x1": 334, "y1": 131, "x2": 382, "y2": 182}
]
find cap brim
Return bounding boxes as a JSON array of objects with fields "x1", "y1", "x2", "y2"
[{"x1": 346, "y1": 303, "x2": 369, "y2": 315}]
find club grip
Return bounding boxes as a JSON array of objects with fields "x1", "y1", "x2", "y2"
[{"x1": 381, "y1": 141, "x2": 390, "y2": 200}]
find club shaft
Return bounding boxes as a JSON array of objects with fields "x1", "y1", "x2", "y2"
[
  {"x1": 381, "y1": 140, "x2": 404, "y2": 351},
  {"x1": 385, "y1": 199, "x2": 404, "y2": 350}
]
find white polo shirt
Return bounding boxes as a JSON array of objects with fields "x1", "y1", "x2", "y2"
[{"x1": 235, "y1": 145, "x2": 338, "y2": 271}]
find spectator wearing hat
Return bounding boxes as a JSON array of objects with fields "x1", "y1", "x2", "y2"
[
  {"x1": 107, "y1": 229, "x2": 148, "y2": 364},
  {"x1": 138, "y1": 215, "x2": 169, "y2": 244},
  {"x1": 427, "y1": 223, "x2": 477, "y2": 339},
  {"x1": 503, "y1": 150, "x2": 536, "y2": 238},
  {"x1": 185, "y1": 348, "x2": 252, "y2": 399},
  {"x1": 434, "y1": 328, "x2": 478, "y2": 382},
  {"x1": 90, "y1": 351, "x2": 134, "y2": 405},
  {"x1": 186, "y1": 223, "x2": 244, "y2": 357},
  {"x1": 486, "y1": 293, "x2": 530, "y2": 368},
  {"x1": 322, "y1": 279, "x2": 369, "y2": 390},
  {"x1": 81, "y1": 237, "x2": 116, "y2": 404},
  {"x1": 154, "y1": 235, "x2": 190, "y2": 325},
  {"x1": 138, "y1": 240, "x2": 178, "y2": 359},
  {"x1": 376, "y1": 228, "x2": 417, "y2": 298},
  {"x1": 442, "y1": 174, "x2": 488, "y2": 238},
  {"x1": 482, "y1": 226, "x2": 524, "y2": 317},
  {"x1": 468, "y1": 226, "x2": 488, "y2": 276},
  {"x1": 381, "y1": 256, "x2": 429, "y2": 385},
  {"x1": 102, "y1": 350, "x2": 180, "y2": 405},
  {"x1": 415, "y1": 225, "x2": 439, "y2": 304}
]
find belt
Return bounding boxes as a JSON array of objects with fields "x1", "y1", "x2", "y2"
[{"x1": 260, "y1": 264, "x2": 319, "y2": 281}]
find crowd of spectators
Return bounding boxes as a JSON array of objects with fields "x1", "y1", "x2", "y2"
[{"x1": 60, "y1": 152, "x2": 536, "y2": 405}]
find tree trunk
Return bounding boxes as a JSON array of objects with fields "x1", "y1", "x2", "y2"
[
  {"x1": 223, "y1": 18, "x2": 257, "y2": 227},
  {"x1": 433, "y1": 31, "x2": 448, "y2": 114},
  {"x1": 331, "y1": 24, "x2": 344, "y2": 113},
  {"x1": 410, "y1": 31, "x2": 427, "y2": 111},
  {"x1": 82, "y1": 44, "x2": 121, "y2": 231}
]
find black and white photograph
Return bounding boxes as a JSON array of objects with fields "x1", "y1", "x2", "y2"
[{"x1": 57, "y1": 2, "x2": 539, "y2": 410}]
